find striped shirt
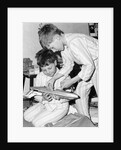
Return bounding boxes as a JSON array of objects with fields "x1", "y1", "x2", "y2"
[
  {"x1": 35, "y1": 68, "x2": 68, "y2": 111},
  {"x1": 59, "y1": 33, "x2": 98, "y2": 82}
]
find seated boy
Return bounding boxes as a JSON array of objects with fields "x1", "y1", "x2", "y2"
[{"x1": 24, "y1": 49, "x2": 70, "y2": 127}]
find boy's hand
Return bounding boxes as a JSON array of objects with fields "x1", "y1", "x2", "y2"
[
  {"x1": 60, "y1": 99, "x2": 67, "y2": 103},
  {"x1": 34, "y1": 95, "x2": 43, "y2": 102},
  {"x1": 60, "y1": 79, "x2": 73, "y2": 89},
  {"x1": 42, "y1": 92, "x2": 53, "y2": 102},
  {"x1": 47, "y1": 78, "x2": 55, "y2": 91}
]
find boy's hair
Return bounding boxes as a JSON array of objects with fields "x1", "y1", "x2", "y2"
[
  {"x1": 38, "y1": 23, "x2": 64, "y2": 49},
  {"x1": 35, "y1": 49, "x2": 57, "y2": 68}
]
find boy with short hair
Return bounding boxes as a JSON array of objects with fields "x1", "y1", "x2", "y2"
[
  {"x1": 24, "y1": 49, "x2": 69, "y2": 127},
  {"x1": 38, "y1": 23, "x2": 98, "y2": 118}
]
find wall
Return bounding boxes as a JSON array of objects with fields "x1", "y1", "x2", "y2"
[
  {"x1": 23, "y1": 23, "x2": 89, "y2": 64},
  {"x1": 23, "y1": 23, "x2": 89, "y2": 93}
]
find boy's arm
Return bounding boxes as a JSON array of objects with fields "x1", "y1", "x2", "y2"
[
  {"x1": 60, "y1": 37, "x2": 96, "y2": 89},
  {"x1": 47, "y1": 48, "x2": 74, "y2": 90},
  {"x1": 58, "y1": 48, "x2": 74, "y2": 77},
  {"x1": 70, "y1": 38, "x2": 95, "y2": 82},
  {"x1": 60, "y1": 75, "x2": 81, "y2": 89}
]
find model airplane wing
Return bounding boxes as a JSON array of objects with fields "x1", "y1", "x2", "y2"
[{"x1": 23, "y1": 89, "x2": 42, "y2": 99}]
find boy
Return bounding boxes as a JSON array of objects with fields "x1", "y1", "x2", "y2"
[
  {"x1": 38, "y1": 23, "x2": 98, "y2": 118},
  {"x1": 24, "y1": 49, "x2": 69, "y2": 127}
]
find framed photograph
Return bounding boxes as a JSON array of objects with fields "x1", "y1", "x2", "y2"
[
  {"x1": 8, "y1": 7, "x2": 113, "y2": 143},
  {"x1": 88, "y1": 23, "x2": 98, "y2": 39},
  {"x1": 22, "y1": 22, "x2": 98, "y2": 127}
]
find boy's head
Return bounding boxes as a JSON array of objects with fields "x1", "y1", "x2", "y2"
[
  {"x1": 35, "y1": 49, "x2": 57, "y2": 77},
  {"x1": 38, "y1": 23, "x2": 64, "y2": 52}
]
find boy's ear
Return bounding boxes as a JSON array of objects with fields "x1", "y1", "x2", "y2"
[{"x1": 53, "y1": 34, "x2": 60, "y2": 41}]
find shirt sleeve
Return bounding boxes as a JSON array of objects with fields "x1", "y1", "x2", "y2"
[
  {"x1": 70, "y1": 38, "x2": 95, "y2": 82},
  {"x1": 58, "y1": 47, "x2": 74, "y2": 77}
]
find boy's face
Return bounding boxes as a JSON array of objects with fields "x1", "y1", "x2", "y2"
[
  {"x1": 48, "y1": 35, "x2": 64, "y2": 52},
  {"x1": 41, "y1": 62, "x2": 57, "y2": 77}
]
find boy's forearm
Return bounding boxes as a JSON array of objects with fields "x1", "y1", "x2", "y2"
[
  {"x1": 71, "y1": 75, "x2": 82, "y2": 85},
  {"x1": 53, "y1": 72, "x2": 64, "y2": 81}
]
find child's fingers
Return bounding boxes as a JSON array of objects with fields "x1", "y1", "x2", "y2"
[
  {"x1": 34, "y1": 96, "x2": 43, "y2": 102},
  {"x1": 60, "y1": 80, "x2": 64, "y2": 86},
  {"x1": 53, "y1": 95, "x2": 60, "y2": 100},
  {"x1": 60, "y1": 80, "x2": 66, "y2": 89},
  {"x1": 42, "y1": 92, "x2": 47, "y2": 96},
  {"x1": 60, "y1": 84, "x2": 65, "y2": 89},
  {"x1": 60, "y1": 99, "x2": 67, "y2": 103},
  {"x1": 48, "y1": 94, "x2": 54, "y2": 101},
  {"x1": 43, "y1": 92, "x2": 50, "y2": 98},
  {"x1": 42, "y1": 92, "x2": 53, "y2": 101},
  {"x1": 42, "y1": 92, "x2": 48, "y2": 100},
  {"x1": 47, "y1": 83, "x2": 54, "y2": 91}
]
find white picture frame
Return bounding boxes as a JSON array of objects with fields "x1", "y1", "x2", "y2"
[{"x1": 8, "y1": 7, "x2": 113, "y2": 143}]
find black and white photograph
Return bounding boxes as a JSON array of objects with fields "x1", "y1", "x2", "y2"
[
  {"x1": 8, "y1": 8, "x2": 113, "y2": 142},
  {"x1": 23, "y1": 22, "x2": 98, "y2": 127}
]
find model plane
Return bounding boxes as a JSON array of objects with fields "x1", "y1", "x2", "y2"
[{"x1": 23, "y1": 86, "x2": 79, "y2": 100}]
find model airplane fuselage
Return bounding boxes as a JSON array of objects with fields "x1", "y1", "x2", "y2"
[{"x1": 24, "y1": 86, "x2": 80, "y2": 100}]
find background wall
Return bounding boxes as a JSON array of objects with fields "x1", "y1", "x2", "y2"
[
  {"x1": 23, "y1": 23, "x2": 89, "y2": 93},
  {"x1": 23, "y1": 23, "x2": 89, "y2": 64}
]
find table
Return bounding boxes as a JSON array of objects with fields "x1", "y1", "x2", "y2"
[{"x1": 23, "y1": 72, "x2": 37, "y2": 89}]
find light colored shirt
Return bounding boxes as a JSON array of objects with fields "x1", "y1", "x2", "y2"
[
  {"x1": 35, "y1": 68, "x2": 64, "y2": 89},
  {"x1": 59, "y1": 33, "x2": 98, "y2": 82},
  {"x1": 35, "y1": 68, "x2": 68, "y2": 111}
]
